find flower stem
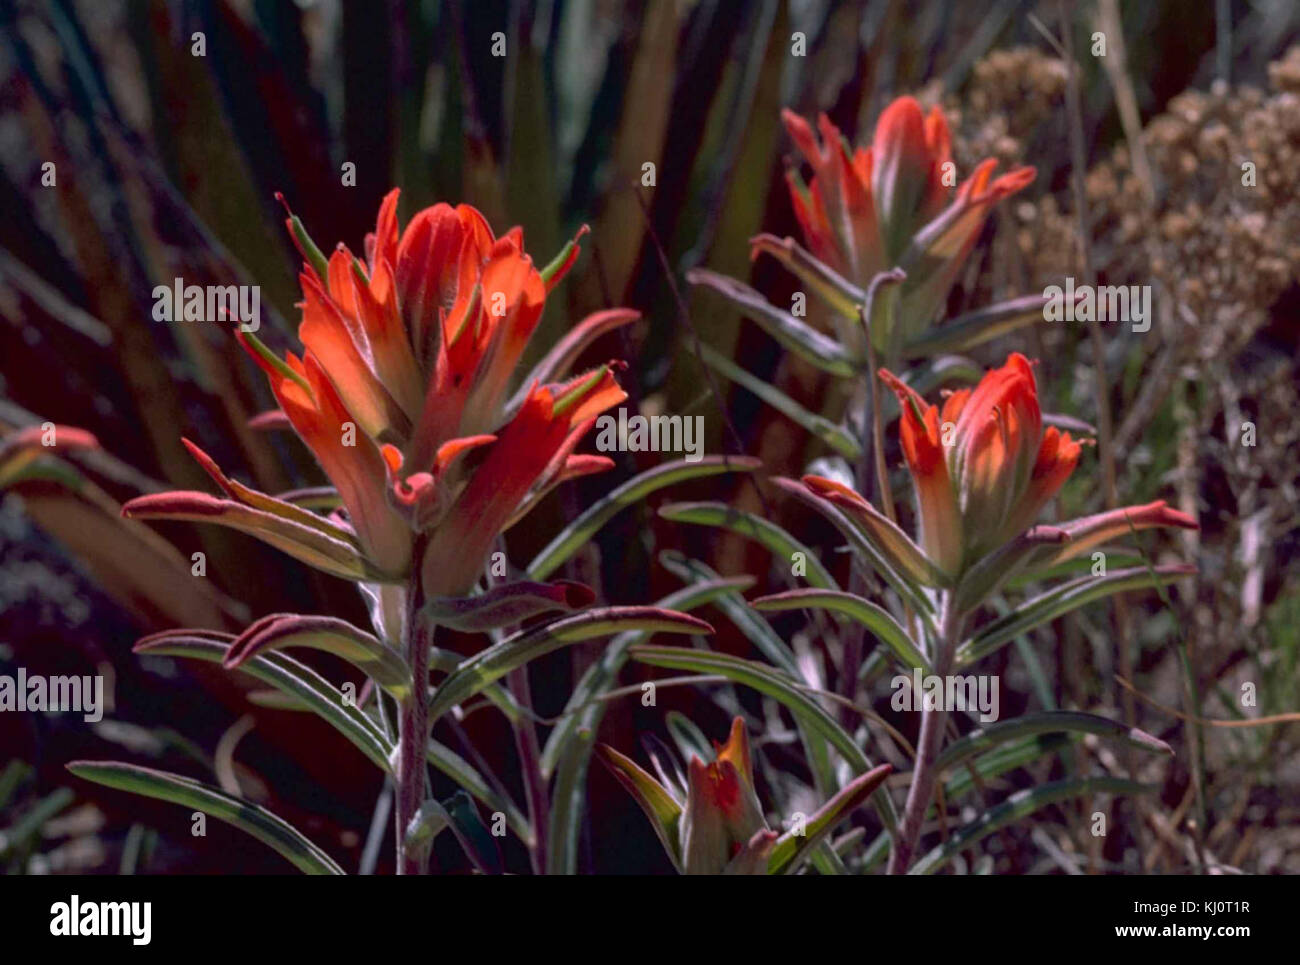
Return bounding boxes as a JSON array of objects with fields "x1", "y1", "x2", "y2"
[
  {"x1": 396, "y1": 554, "x2": 431, "y2": 875},
  {"x1": 887, "y1": 597, "x2": 961, "y2": 875}
]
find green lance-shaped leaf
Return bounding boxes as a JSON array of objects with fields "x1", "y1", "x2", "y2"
[
  {"x1": 696, "y1": 343, "x2": 862, "y2": 460},
  {"x1": 768, "y1": 763, "x2": 894, "y2": 875},
  {"x1": 425, "y1": 740, "x2": 532, "y2": 847},
  {"x1": 67, "y1": 761, "x2": 344, "y2": 875},
  {"x1": 545, "y1": 725, "x2": 597, "y2": 875},
  {"x1": 943, "y1": 734, "x2": 1072, "y2": 800},
  {"x1": 223, "y1": 613, "x2": 413, "y2": 699},
  {"x1": 134, "y1": 631, "x2": 393, "y2": 771},
  {"x1": 934, "y1": 712, "x2": 1173, "y2": 775},
  {"x1": 955, "y1": 564, "x2": 1197, "y2": 667},
  {"x1": 750, "y1": 588, "x2": 927, "y2": 673},
  {"x1": 656, "y1": 552, "x2": 838, "y2": 799},
  {"x1": 769, "y1": 476, "x2": 936, "y2": 625},
  {"x1": 596, "y1": 744, "x2": 684, "y2": 872},
  {"x1": 952, "y1": 525, "x2": 1070, "y2": 615},
  {"x1": 543, "y1": 579, "x2": 749, "y2": 874},
  {"x1": 425, "y1": 580, "x2": 595, "y2": 632},
  {"x1": 660, "y1": 501, "x2": 840, "y2": 591},
  {"x1": 658, "y1": 552, "x2": 801, "y2": 677},
  {"x1": 121, "y1": 491, "x2": 389, "y2": 583},
  {"x1": 527, "y1": 455, "x2": 761, "y2": 580},
  {"x1": 427, "y1": 607, "x2": 713, "y2": 723},
  {"x1": 687, "y1": 268, "x2": 858, "y2": 376},
  {"x1": 0, "y1": 787, "x2": 74, "y2": 857},
  {"x1": 629, "y1": 645, "x2": 898, "y2": 834},
  {"x1": 748, "y1": 233, "x2": 865, "y2": 319},
  {"x1": 407, "y1": 791, "x2": 504, "y2": 875},
  {"x1": 540, "y1": 578, "x2": 752, "y2": 778},
  {"x1": 908, "y1": 776, "x2": 1154, "y2": 875},
  {"x1": 902, "y1": 292, "x2": 1057, "y2": 358}
]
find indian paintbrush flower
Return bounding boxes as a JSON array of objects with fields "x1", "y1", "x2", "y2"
[
  {"x1": 600, "y1": 716, "x2": 892, "y2": 875},
  {"x1": 799, "y1": 352, "x2": 1198, "y2": 598},
  {"x1": 770, "y1": 97, "x2": 1036, "y2": 350},
  {"x1": 125, "y1": 192, "x2": 636, "y2": 598}
]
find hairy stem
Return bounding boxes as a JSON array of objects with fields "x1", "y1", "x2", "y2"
[
  {"x1": 395, "y1": 558, "x2": 431, "y2": 875},
  {"x1": 887, "y1": 598, "x2": 961, "y2": 875}
]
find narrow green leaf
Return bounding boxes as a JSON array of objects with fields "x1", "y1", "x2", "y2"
[
  {"x1": 427, "y1": 607, "x2": 713, "y2": 723},
  {"x1": 540, "y1": 577, "x2": 753, "y2": 778},
  {"x1": 224, "y1": 613, "x2": 413, "y2": 699},
  {"x1": 629, "y1": 645, "x2": 898, "y2": 834},
  {"x1": 768, "y1": 763, "x2": 893, "y2": 875},
  {"x1": 696, "y1": 343, "x2": 862, "y2": 459},
  {"x1": 748, "y1": 233, "x2": 865, "y2": 318},
  {"x1": 909, "y1": 776, "x2": 1154, "y2": 874},
  {"x1": 750, "y1": 588, "x2": 928, "y2": 672},
  {"x1": 935, "y1": 712, "x2": 1173, "y2": 774},
  {"x1": 688, "y1": 268, "x2": 858, "y2": 376},
  {"x1": 903, "y1": 293, "x2": 1053, "y2": 357},
  {"x1": 134, "y1": 632, "x2": 392, "y2": 771},
  {"x1": 426, "y1": 740, "x2": 532, "y2": 847},
  {"x1": 527, "y1": 456, "x2": 761, "y2": 580},
  {"x1": 67, "y1": 761, "x2": 344, "y2": 875},
  {"x1": 661, "y1": 501, "x2": 841, "y2": 591},
  {"x1": 596, "y1": 744, "x2": 683, "y2": 872},
  {"x1": 955, "y1": 565, "x2": 1196, "y2": 667}
]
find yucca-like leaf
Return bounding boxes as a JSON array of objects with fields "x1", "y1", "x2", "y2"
[{"x1": 67, "y1": 761, "x2": 344, "y2": 875}]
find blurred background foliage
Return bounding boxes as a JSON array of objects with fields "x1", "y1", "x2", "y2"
[{"x1": 1, "y1": 0, "x2": 1298, "y2": 873}]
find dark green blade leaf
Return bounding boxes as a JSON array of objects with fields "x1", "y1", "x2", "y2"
[
  {"x1": 750, "y1": 587, "x2": 926, "y2": 672},
  {"x1": 660, "y1": 501, "x2": 841, "y2": 591},
  {"x1": 934, "y1": 711, "x2": 1173, "y2": 774},
  {"x1": 768, "y1": 763, "x2": 893, "y2": 875},
  {"x1": 134, "y1": 631, "x2": 393, "y2": 771},
  {"x1": 527, "y1": 456, "x2": 761, "y2": 580},
  {"x1": 909, "y1": 776, "x2": 1154, "y2": 875},
  {"x1": 955, "y1": 565, "x2": 1196, "y2": 667},
  {"x1": 427, "y1": 607, "x2": 714, "y2": 723},
  {"x1": 67, "y1": 761, "x2": 344, "y2": 875},
  {"x1": 629, "y1": 645, "x2": 898, "y2": 834}
]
